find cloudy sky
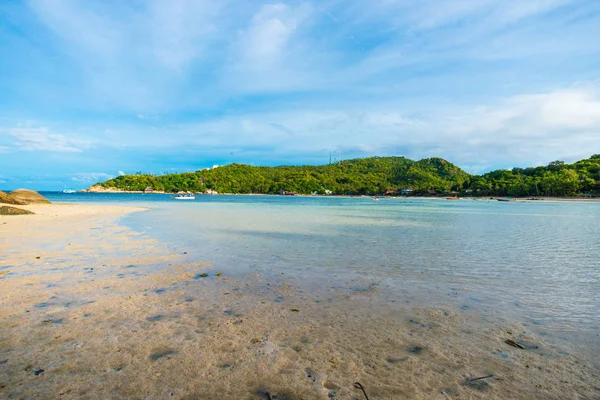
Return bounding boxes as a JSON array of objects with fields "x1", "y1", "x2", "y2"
[{"x1": 1, "y1": 0, "x2": 599, "y2": 190}]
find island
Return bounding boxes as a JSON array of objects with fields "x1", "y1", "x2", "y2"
[{"x1": 89, "y1": 155, "x2": 600, "y2": 198}]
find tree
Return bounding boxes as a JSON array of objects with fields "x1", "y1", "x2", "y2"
[
  {"x1": 94, "y1": 155, "x2": 600, "y2": 197},
  {"x1": 547, "y1": 160, "x2": 565, "y2": 171}
]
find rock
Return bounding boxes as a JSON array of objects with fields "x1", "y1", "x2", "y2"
[
  {"x1": 9, "y1": 189, "x2": 51, "y2": 204},
  {"x1": 33, "y1": 368, "x2": 45, "y2": 376},
  {"x1": 86, "y1": 184, "x2": 113, "y2": 193},
  {"x1": 0, "y1": 190, "x2": 27, "y2": 205},
  {"x1": 251, "y1": 337, "x2": 263, "y2": 344},
  {"x1": 0, "y1": 206, "x2": 34, "y2": 215}
]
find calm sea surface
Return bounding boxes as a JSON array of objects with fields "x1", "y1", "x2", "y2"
[{"x1": 44, "y1": 193, "x2": 600, "y2": 345}]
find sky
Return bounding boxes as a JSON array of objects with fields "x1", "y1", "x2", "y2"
[{"x1": 1, "y1": 0, "x2": 600, "y2": 190}]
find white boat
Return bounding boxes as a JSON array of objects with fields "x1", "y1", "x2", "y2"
[
  {"x1": 173, "y1": 193, "x2": 195, "y2": 200},
  {"x1": 62, "y1": 189, "x2": 76, "y2": 194}
]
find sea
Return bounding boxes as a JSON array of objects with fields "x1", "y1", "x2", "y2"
[{"x1": 43, "y1": 192, "x2": 600, "y2": 352}]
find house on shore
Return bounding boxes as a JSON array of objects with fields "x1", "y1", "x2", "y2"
[{"x1": 144, "y1": 186, "x2": 153, "y2": 194}]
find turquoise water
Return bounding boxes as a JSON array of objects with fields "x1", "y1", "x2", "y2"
[{"x1": 44, "y1": 193, "x2": 600, "y2": 341}]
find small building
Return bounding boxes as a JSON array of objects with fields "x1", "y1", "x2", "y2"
[
  {"x1": 278, "y1": 190, "x2": 297, "y2": 196},
  {"x1": 400, "y1": 188, "x2": 413, "y2": 195},
  {"x1": 144, "y1": 186, "x2": 153, "y2": 194}
]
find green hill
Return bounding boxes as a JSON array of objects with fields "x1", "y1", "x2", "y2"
[
  {"x1": 471, "y1": 155, "x2": 600, "y2": 197},
  {"x1": 92, "y1": 155, "x2": 600, "y2": 197}
]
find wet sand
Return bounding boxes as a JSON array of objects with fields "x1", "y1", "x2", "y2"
[{"x1": 1, "y1": 204, "x2": 599, "y2": 399}]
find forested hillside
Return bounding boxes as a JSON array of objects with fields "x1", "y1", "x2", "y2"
[
  {"x1": 471, "y1": 156, "x2": 600, "y2": 196},
  {"x1": 93, "y1": 155, "x2": 600, "y2": 197}
]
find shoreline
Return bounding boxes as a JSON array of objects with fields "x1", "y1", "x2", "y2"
[
  {"x1": 1, "y1": 202, "x2": 598, "y2": 399},
  {"x1": 0, "y1": 202, "x2": 148, "y2": 214},
  {"x1": 39, "y1": 191, "x2": 600, "y2": 202}
]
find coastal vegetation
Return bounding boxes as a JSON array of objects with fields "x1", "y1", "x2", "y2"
[{"x1": 94, "y1": 155, "x2": 600, "y2": 197}]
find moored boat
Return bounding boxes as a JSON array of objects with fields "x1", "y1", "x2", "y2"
[{"x1": 173, "y1": 193, "x2": 195, "y2": 200}]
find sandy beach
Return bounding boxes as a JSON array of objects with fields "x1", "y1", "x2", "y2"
[{"x1": 1, "y1": 203, "x2": 599, "y2": 399}]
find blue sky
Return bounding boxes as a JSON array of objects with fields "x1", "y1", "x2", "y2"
[{"x1": 1, "y1": 0, "x2": 600, "y2": 190}]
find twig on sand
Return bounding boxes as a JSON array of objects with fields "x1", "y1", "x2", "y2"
[
  {"x1": 354, "y1": 382, "x2": 370, "y2": 400},
  {"x1": 468, "y1": 374, "x2": 493, "y2": 382},
  {"x1": 441, "y1": 390, "x2": 451, "y2": 399},
  {"x1": 264, "y1": 391, "x2": 272, "y2": 400},
  {"x1": 505, "y1": 339, "x2": 525, "y2": 349}
]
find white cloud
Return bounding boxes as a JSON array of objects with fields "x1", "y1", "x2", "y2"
[
  {"x1": 420, "y1": 87, "x2": 600, "y2": 167},
  {"x1": 107, "y1": 86, "x2": 600, "y2": 170},
  {"x1": 145, "y1": 0, "x2": 224, "y2": 71},
  {"x1": 71, "y1": 172, "x2": 114, "y2": 182},
  {"x1": 241, "y1": 3, "x2": 311, "y2": 68},
  {"x1": 514, "y1": 89, "x2": 600, "y2": 130},
  {"x1": 446, "y1": 88, "x2": 600, "y2": 139},
  {"x1": 386, "y1": 0, "x2": 571, "y2": 31},
  {"x1": 5, "y1": 127, "x2": 89, "y2": 152},
  {"x1": 3, "y1": 0, "x2": 598, "y2": 176},
  {"x1": 18, "y1": 0, "x2": 597, "y2": 110},
  {"x1": 218, "y1": 2, "x2": 316, "y2": 94},
  {"x1": 28, "y1": 0, "x2": 222, "y2": 71},
  {"x1": 25, "y1": 0, "x2": 227, "y2": 110}
]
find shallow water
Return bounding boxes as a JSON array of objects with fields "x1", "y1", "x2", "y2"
[
  {"x1": 3, "y1": 194, "x2": 599, "y2": 398},
  {"x1": 45, "y1": 194, "x2": 600, "y2": 344}
]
